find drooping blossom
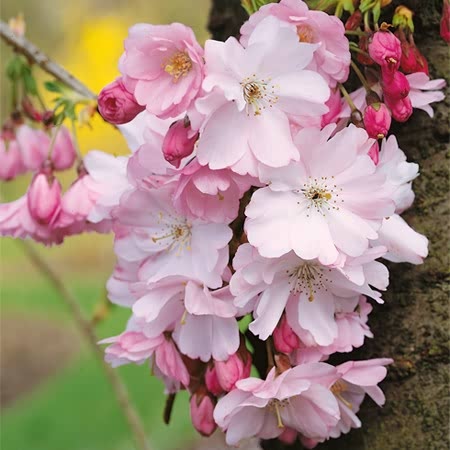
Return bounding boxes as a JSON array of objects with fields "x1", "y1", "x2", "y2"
[
  {"x1": 119, "y1": 23, "x2": 204, "y2": 119},
  {"x1": 368, "y1": 30, "x2": 401, "y2": 73},
  {"x1": 363, "y1": 103, "x2": 392, "y2": 139},
  {"x1": 190, "y1": 389, "x2": 217, "y2": 437},
  {"x1": 173, "y1": 159, "x2": 254, "y2": 223},
  {"x1": 240, "y1": 0, "x2": 351, "y2": 86},
  {"x1": 230, "y1": 243, "x2": 388, "y2": 344},
  {"x1": 0, "y1": 137, "x2": 25, "y2": 180},
  {"x1": 113, "y1": 184, "x2": 231, "y2": 288},
  {"x1": 196, "y1": 16, "x2": 330, "y2": 176},
  {"x1": 50, "y1": 126, "x2": 77, "y2": 171},
  {"x1": 15, "y1": 124, "x2": 50, "y2": 170},
  {"x1": 214, "y1": 363, "x2": 340, "y2": 445},
  {"x1": 245, "y1": 125, "x2": 395, "y2": 264},
  {"x1": 406, "y1": 72, "x2": 446, "y2": 118},
  {"x1": 162, "y1": 118, "x2": 198, "y2": 168}
]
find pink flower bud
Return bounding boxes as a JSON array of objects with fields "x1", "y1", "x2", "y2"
[
  {"x1": 363, "y1": 103, "x2": 392, "y2": 139},
  {"x1": 386, "y1": 96, "x2": 413, "y2": 122},
  {"x1": 368, "y1": 30, "x2": 401, "y2": 72},
  {"x1": 0, "y1": 138, "x2": 25, "y2": 180},
  {"x1": 162, "y1": 119, "x2": 198, "y2": 168},
  {"x1": 51, "y1": 126, "x2": 77, "y2": 170},
  {"x1": 16, "y1": 125, "x2": 50, "y2": 170},
  {"x1": 273, "y1": 315, "x2": 300, "y2": 354},
  {"x1": 215, "y1": 351, "x2": 252, "y2": 392},
  {"x1": 27, "y1": 171, "x2": 62, "y2": 225},
  {"x1": 279, "y1": 427, "x2": 297, "y2": 445},
  {"x1": 381, "y1": 70, "x2": 410, "y2": 101},
  {"x1": 205, "y1": 364, "x2": 223, "y2": 396},
  {"x1": 321, "y1": 88, "x2": 342, "y2": 127},
  {"x1": 368, "y1": 141, "x2": 380, "y2": 165},
  {"x1": 190, "y1": 389, "x2": 217, "y2": 437},
  {"x1": 98, "y1": 77, "x2": 145, "y2": 125},
  {"x1": 441, "y1": 0, "x2": 450, "y2": 43},
  {"x1": 154, "y1": 338, "x2": 190, "y2": 388}
]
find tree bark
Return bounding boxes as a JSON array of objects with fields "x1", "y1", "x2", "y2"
[{"x1": 207, "y1": 1, "x2": 449, "y2": 449}]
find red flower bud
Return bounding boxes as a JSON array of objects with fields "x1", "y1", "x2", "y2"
[
  {"x1": 345, "y1": 10, "x2": 362, "y2": 31},
  {"x1": 98, "y1": 77, "x2": 145, "y2": 125},
  {"x1": 190, "y1": 388, "x2": 217, "y2": 437},
  {"x1": 27, "y1": 171, "x2": 62, "y2": 225},
  {"x1": 368, "y1": 141, "x2": 380, "y2": 165},
  {"x1": 382, "y1": 70, "x2": 410, "y2": 101},
  {"x1": 363, "y1": 103, "x2": 392, "y2": 139},
  {"x1": 162, "y1": 119, "x2": 198, "y2": 168},
  {"x1": 205, "y1": 364, "x2": 223, "y2": 396},
  {"x1": 215, "y1": 350, "x2": 252, "y2": 392},
  {"x1": 368, "y1": 30, "x2": 401, "y2": 73},
  {"x1": 386, "y1": 96, "x2": 413, "y2": 122}
]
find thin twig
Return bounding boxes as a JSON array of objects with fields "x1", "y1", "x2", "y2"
[
  {"x1": 20, "y1": 240, "x2": 152, "y2": 450},
  {"x1": 0, "y1": 20, "x2": 96, "y2": 100}
]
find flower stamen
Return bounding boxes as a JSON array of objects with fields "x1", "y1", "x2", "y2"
[{"x1": 164, "y1": 51, "x2": 192, "y2": 82}]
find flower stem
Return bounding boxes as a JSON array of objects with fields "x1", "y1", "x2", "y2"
[
  {"x1": 350, "y1": 60, "x2": 372, "y2": 92},
  {"x1": 19, "y1": 240, "x2": 152, "y2": 450}
]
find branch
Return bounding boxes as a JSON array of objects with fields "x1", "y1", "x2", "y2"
[
  {"x1": 20, "y1": 241, "x2": 152, "y2": 450},
  {"x1": 0, "y1": 20, "x2": 96, "y2": 100}
]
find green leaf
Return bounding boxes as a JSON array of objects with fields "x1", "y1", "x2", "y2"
[
  {"x1": 5, "y1": 56, "x2": 24, "y2": 82},
  {"x1": 44, "y1": 80, "x2": 64, "y2": 93},
  {"x1": 241, "y1": 0, "x2": 277, "y2": 15},
  {"x1": 373, "y1": 1, "x2": 381, "y2": 23},
  {"x1": 21, "y1": 66, "x2": 38, "y2": 95}
]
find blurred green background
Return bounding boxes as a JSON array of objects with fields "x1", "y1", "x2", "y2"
[{"x1": 0, "y1": 1, "x2": 213, "y2": 449}]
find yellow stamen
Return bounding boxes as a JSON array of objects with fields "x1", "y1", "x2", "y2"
[
  {"x1": 274, "y1": 403, "x2": 284, "y2": 429},
  {"x1": 164, "y1": 51, "x2": 192, "y2": 82}
]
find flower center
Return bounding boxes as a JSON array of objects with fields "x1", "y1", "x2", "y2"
[
  {"x1": 241, "y1": 76, "x2": 279, "y2": 116},
  {"x1": 287, "y1": 263, "x2": 330, "y2": 301},
  {"x1": 164, "y1": 51, "x2": 192, "y2": 82},
  {"x1": 331, "y1": 379, "x2": 353, "y2": 409},
  {"x1": 295, "y1": 176, "x2": 343, "y2": 217},
  {"x1": 151, "y1": 215, "x2": 192, "y2": 254},
  {"x1": 297, "y1": 24, "x2": 316, "y2": 43},
  {"x1": 268, "y1": 399, "x2": 289, "y2": 428}
]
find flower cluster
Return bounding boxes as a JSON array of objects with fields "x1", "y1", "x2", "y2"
[{"x1": 0, "y1": 0, "x2": 446, "y2": 447}]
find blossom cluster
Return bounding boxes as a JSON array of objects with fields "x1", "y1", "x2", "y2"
[{"x1": 0, "y1": 0, "x2": 446, "y2": 447}]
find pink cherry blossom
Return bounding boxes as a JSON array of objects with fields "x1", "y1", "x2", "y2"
[
  {"x1": 214, "y1": 363, "x2": 340, "y2": 445},
  {"x1": 196, "y1": 16, "x2": 330, "y2": 176},
  {"x1": 240, "y1": 0, "x2": 350, "y2": 86},
  {"x1": 119, "y1": 23, "x2": 204, "y2": 119},
  {"x1": 246, "y1": 125, "x2": 395, "y2": 264},
  {"x1": 328, "y1": 358, "x2": 392, "y2": 438},
  {"x1": 373, "y1": 215, "x2": 428, "y2": 264},
  {"x1": 376, "y1": 135, "x2": 419, "y2": 213},
  {"x1": 368, "y1": 30, "x2": 401, "y2": 73},
  {"x1": 273, "y1": 314, "x2": 300, "y2": 354},
  {"x1": 162, "y1": 118, "x2": 198, "y2": 168},
  {"x1": 0, "y1": 137, "x2": 26, "y2": 180},
  {"x1": 113, "y1": 184, "x2": 231, "y2": 288},
  {"x1": 214, "y1": 349, "x2": 252, "y2": 392},
  {"x1": 15, "y1": 124, "x2": 50, "y2": 170},
  {"x1": 407, "y1": 72, "x2": 446, "y2": 118},
  {"x1": 231, "y1": 243, "x2": 387, "y2": 344},
  {"x1": 50, "y1": 126, "x2": 77, "y2": 171},
  {"x1": 172, "y1": 159, "x2": 253, "y2": 223},
  {"x1": 363, "y1": 103, "x2": 392, "y2": 139}
]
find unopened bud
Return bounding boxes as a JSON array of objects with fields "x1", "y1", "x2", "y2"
[
  {"x1": 190, "y1": 388, "x2": 217, "y2": 437},
  {"x1": 368, "y1": 30, "x2": 401, "y2": 73},
  {"x1": 393, "y1": 5, "x2": 415, "y2": 32},
  {"x1": 51, "y1": 126, "x2": 77, "y2": 170},
  {"x1": 205, "y1": 364, "x2": 223, "y2": 396},
  {"x1": 386, "y1": 96, "x2": 413, "y2": 122},
  {"x1": 382, "y1": 70, "x2": 410, "y2": 101},
  {"x1": 441, "y1": 0, "x2": 450, "y2": 43},
  {"x1": 27, "y1": 171, "x2": 62, "y2": 225},
  {"x1": 162, "y1": 119, "x2": 198, "y2": 168},
  {"x1": 273, "y1": 315, "x2": 300, "y2": 354},
  {"x1": 363, "y1": 103, "x2": 392, "y2": 139},
  {"x1": 98, "y1": 77, "x2": 145, "y2": 125}
]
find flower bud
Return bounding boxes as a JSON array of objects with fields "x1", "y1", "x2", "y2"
[
  {"x1": 386, "y1": 96, "x2": 413, "y2": 122},
  {"x1": 98, "y1": 77, "x2": 145, "y2": 125},
  {"x1": 400, "y1": 41, "x2": 429, "y2": 75},
  {"x1": 215, "y1": 350, "x2": 252, "y2": 392},
  {"x1": 345, "y1": 10, "x2": 362, "y2": 31},
  {"x1": 16, "y1": 125, "x2": 50, "y2": 170},
  {"x1": 357, "y1": 35, "x2": 374, "y2": 66},
  {"x1": 368, "y1": 141, "x2": 380, "y2": 165},
  {"x1": 22, "y1": 97, "x2": 43, "y2": 122},
  {"x1": 279, "y1": 427, "x2": 297, "y2": 445},
  {"x1": 273, "y1": 314, "x2": 300, "y2": 354},
  {"x1": 27, "y1": 171, "x2": 62, "y2": 225},
  {"x1": 0, "y1": 137, "x2": 25, "y2": 180},
  {"x1": 190, "y1": 388, "x2": 217, "y2": 437},
  {"x1": 368, "y1": 30, "x2": 401, "y2": 72},
  {"x1": 392, "y1": 5, "x2": 415, "y2": 32},
  {"x1": 381, "y1": 70, "x2": 410, "y2": 101},
  {"x1": 162, "y1": 119, "x2": 198, "y2": 168},
  {"x1": 441, "y1": 0, "x2": 450, "y2": 43},
  {"x1": 51, "y1": 126, "x2": 77, "y2": 170},
  {"x1": 363, "y1": 103, "x2": 391, "y2": 139},
  {"x1": 205, "y1": 364, "x2": 223, "y2": 396}
]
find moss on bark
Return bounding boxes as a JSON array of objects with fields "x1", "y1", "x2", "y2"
[{"x1": 207, "y1": 1, "x2": 449, "y2": 448}]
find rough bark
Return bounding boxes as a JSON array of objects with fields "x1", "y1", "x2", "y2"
[{"x1": 207, "y1": 1, "x2": 449, "y2": 449}]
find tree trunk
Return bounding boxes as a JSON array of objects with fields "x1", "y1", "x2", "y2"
[{"x1": 207, "y1": 1, "x2": 449, "y2": 449}]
